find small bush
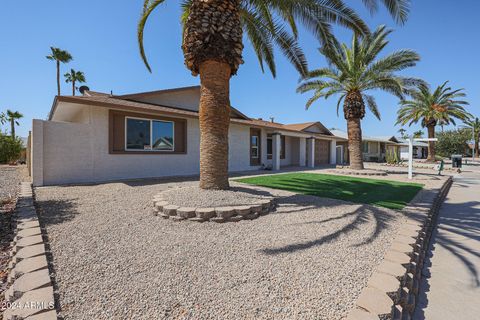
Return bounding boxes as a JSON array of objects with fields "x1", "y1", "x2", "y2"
[
  {"x1": 386, "y1": 149, "x2": 400, "y2": 164},
  {"x1": 0, "y1": 133, "x2": 23, "y2": 164}
]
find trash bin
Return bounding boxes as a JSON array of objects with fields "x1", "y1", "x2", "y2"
[{"x1": 451, "y1": 154, "x2": 462, "y2": 168}]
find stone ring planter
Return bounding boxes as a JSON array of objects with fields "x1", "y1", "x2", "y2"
[{"x1": 152, "y1": 193, "x2": 276, "y2": 223}]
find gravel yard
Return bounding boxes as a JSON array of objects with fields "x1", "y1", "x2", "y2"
[
  {"x1": 0, "y1": 165, "x2": 28, "y2": 308},
  {"x1": 159, "y1": 185, "x2": 272, "y2": 207},
  {"x1": 34, "y1": 173, "x2": 422, "y2": 320}
]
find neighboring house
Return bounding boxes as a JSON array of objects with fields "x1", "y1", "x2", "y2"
[
  {"x1": 330, "y1": 129, "x2": 400, "y2": 163},
  {"x1": 30, "y1": 86, "x2": 346, "y2": 186},
  {"x1": 397, "y1": 139, "x2": 428, "y2": 160}
]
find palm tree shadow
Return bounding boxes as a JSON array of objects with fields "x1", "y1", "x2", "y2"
[{"x1": 259, "y1": 196, "x2": 399, "y2": 255}]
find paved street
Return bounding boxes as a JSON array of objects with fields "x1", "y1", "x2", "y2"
[{"x1": 414, "y1": 163, "x2": 480, "y2": 319}]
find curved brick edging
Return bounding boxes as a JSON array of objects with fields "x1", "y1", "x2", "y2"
[
  {"x1": 347, "y1": 176, "x2": 453, "y2": 320},
  {"x1": 152, "y1": 193, "x2": 276, "y2": 223},
  {"x1": 330, "y1": 168, "x2": 388, "y2": 176},
  {"x1": 3, "y1": 182, "x2": 57, "y2": 320}
]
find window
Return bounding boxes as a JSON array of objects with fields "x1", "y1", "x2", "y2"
[
  {"x1": 251, "y1": 135, "x2": 259, "y2": 158},
  {"x1": 125, "y1": 117, "x2": 174, "y2": 151},
  {"x1": 267, "y1": 135, "x2": 273, "y2": 159},
  {"x1": 370, "y1": 142, "x2": 379, "y2": 154},
  {"x1": 362, "y1": 141, "x2": 369, "y2": 153}
]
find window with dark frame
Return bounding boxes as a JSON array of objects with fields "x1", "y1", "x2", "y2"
[
  {"x1": 125, "y1": 117, "x2": 174, "y2": 151},
  {"x1": 251, "y1": 135, "x2": 259, "y2": 158}
]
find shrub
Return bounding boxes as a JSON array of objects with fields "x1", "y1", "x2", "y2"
[
  {"x1": 436, "y1": 128, "x2": 471, "y2": 157},
  {"x1": 386, "y1": 149, "x2": 400, "y2": 164},
  {"x1": 0, "y1": 132, "x2": 23, "y2": 164}
]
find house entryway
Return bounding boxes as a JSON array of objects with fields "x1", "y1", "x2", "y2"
[{"x1": 336, "y1": 145, "x2": 344, "y2": 165}]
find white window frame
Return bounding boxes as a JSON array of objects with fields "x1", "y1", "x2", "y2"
[{"x1": 125, "y1": 116, "x2": 175, "y2": 152}]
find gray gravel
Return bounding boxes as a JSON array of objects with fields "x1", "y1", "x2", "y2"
[
  {"x1": 0, "y1": 165, "x2": 26, "y2": 202},
  {"x1": 35, "y1": 177, "x2": 410, "y2": 320},
  {"x1": 159, "y1": 186, "x2": 272, "y2": 207}
]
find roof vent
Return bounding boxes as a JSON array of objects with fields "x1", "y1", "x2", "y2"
[
  {"x1": 258, "y1": 117, "x2": 263, "y2": 121},
  {"x1": 269, "y1": 117, "x2": 275, "y2": 123},
  {"x1": 79, "y1": 86, "x2": 90, "y2": 95}
]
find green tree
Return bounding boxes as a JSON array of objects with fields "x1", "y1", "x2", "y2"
[
  {"x1": 297, "y1": 26, "x2": 421, "y2": 170},
  {"x1": 0, "y1": 112, "x2": 6, "y2": 125},
  {"x1": 46, "y1": 47, "x2": 73, "y2": 96},
  {"x1": 64, "y1": 69, "x2": 86, "y2": 96},
  {"x1": 0, "y1": 132, "x2": 23, "y2": 164},
  {"x1": 398, "y1": 128, "x2": 408, "y2": 139},
  {"x1": 413, "y1": 130, "x2": 423, "y2": 138},
  {"x1": 138, "y1": 0, "x2": 410, "y2": 189},
  {"x1": 463, "y1": 117, "x2": 480, "y2": 157},
  {"x1": 6, "y1": 110, "x2": 23, "y2": 139},
  {"x1": 436, "y1": 128, "x2": 472, "y2": 157},
  {"x1": 397, "y1": 81, "x2": 471, "y2": 162}
]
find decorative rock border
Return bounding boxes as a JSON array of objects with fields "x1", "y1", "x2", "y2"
[
  {"x1": 382, "y1": 163, "x2": 457, "y2": 172},
  {"x1": 346, "y1": 176, "x2": 453, "y2": 320},
  {"x1": 3, "y1": 182, "x2": 56, "y2": 320},
  {"x1": 152, "y1": 193, "x2": 276, "y2": 223},
  {"x1": 331, "y1": 167, "x2": 388, "y2": 176}
]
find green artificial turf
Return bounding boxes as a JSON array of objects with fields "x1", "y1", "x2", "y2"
[{"x1": 236, "y1": 173, "x2": 423, "y2": 210}]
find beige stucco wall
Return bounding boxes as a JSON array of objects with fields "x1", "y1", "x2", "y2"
[{"x1": 32, "y1": 106, "x2": 258, "y2": 186}]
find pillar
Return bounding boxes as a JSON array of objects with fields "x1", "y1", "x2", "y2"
[
  {"x1": 272, "y1": 133, "x2": 281, "y2": 171},
  {"x1": 307, "y1": 138, "x2": 315, "y2": 168},
  {"x1": 299, "y1": 137, "x2": 306, "y2": 166},
  {"x1": 330, "y1": 140, "x2": 337, "y2": 165}
]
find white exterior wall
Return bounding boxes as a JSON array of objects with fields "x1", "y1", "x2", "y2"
[
  {"x1": 280, "y1": 136, "x2": 293, "y2": 166},
  {"x1": 400, "y1": 146, "x2": 409, "y2": 160},
  {"x1": 32, "y1": 106, "x2": 257, "y2": 186}
]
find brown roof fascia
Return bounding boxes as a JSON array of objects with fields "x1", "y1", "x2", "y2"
[{"x1": 116, "y1": 85, "x2": 201, "y2": 99}]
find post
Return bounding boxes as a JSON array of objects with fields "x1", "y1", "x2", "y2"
[
  {"x1": 330, "y1": 140, "x2": 337, "y2": 165},
  {"x1": 307, "y1": 138, "x2": 315, "y2": 168},
  {"x1": 299, "y1": 137, "x2": 306, "y2": 166},
  {"x1": 32, "y1": 120, "x2": 45, "y2": 186},
  {"x1": 408, "y1": 137, "x2": 413, "y2": 180},
  {"x1": 272, "y1": 133, "x2": 281, "y2": 171}
]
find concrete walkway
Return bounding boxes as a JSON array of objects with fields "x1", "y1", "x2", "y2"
[{"x1": 414, "y1": 166, "x2": 480, "y2": 319}]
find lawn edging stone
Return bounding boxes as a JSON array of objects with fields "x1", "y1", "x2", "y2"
[
  {"x1": 152, "y1": 190, "x2": 276, "y2": 223},
  {"x1": 347, "y1": 176, "x2": 453, "y2": 320},
  {"x1": 3, "y1": 182, "x2": 57, "y2": 320}
]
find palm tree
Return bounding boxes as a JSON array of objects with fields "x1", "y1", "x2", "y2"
[
  {"x1": 412, "y1": 130, "x2": 423, "y2": 138},
  {"x1": 397, "y1": 81, "x2": 471, "y2": 162},
  {"x1": 64, "y1": 69, "x2": 86, "y2": 96},
  {"x1": 46, "y1": 47, "x2": 73, "y2": 96},
  {"x1": 463, "y1": 117, "x2": 480, "y2": 158},
  {"x1": 138, "y1": 0, "x2": 411, "y2": 189},
  {"x1": 6, "y1": 110, "x2": 23, "y2": 138},
  {"x1": 398, "y1": 128, "x2": 408, "y2": 139},
  {"x1": 297, "y1": 26, "x2": 421, "y2": 170}
]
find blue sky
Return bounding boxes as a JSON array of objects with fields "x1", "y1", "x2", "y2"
[{"x1": 0, "y1": 0, "x2": 478, "y2": 138}]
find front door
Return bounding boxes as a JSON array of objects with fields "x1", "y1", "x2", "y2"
[
  {"x1": 336, "y1": 145, "x2": 343, "y2": 164},
  {"x1": 250, "y1": 128, "x2": 261, "y2": 166}
]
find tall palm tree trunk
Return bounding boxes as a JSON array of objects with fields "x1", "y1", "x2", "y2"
[
  {"x1": 10, "y1": 119, "x2": 15, "y2": 138},
  {"x1": 198, "y1": 60, "x2": 231, "y2": 189},
  {"x1": 56, "y1": 60, "x2": 61, "y2": 96},
  {"x1": 475, "y1": 135, "x2": 479, "y2": 158},
  {"x1": 72, "y1": 79, "x2": 76, "y2": 96},
  {"x1": 426, "y1": 124, "x2": 436, "y2": 162},
  {"x1": 347, "y1": 118, "x2": 364, "y2": 170},
  {"x1": 182, "y1": 0, "x2": 243, "y2": 189},
  {"x1": 344, "y1": 90, "x2": 365, "y2": 170}
]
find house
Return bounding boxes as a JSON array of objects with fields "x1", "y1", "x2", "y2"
[
  {"x1": 397, "y1": 139, "x2": 428, "y2": 160},
  {"x1": 330, "y1": 129, "x2": 400, "y2": 163},
  {"x1": 30, "y1": 86, "x2": 346, "y2": 186}
]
